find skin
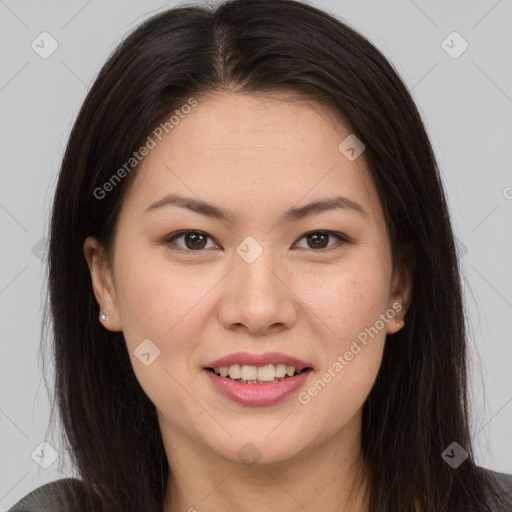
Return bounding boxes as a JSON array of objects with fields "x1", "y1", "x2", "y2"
[{"x1": 84, "y1": 92, "x2": 413, "y2": 512}]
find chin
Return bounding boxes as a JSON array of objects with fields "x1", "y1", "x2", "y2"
[{"x1": 210, "y1": 429, "x2": 311, "y2": 468}]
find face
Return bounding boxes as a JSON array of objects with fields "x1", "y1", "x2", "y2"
[{"x1": 84, "y1": 92, "x2": 411, "y2": 468}]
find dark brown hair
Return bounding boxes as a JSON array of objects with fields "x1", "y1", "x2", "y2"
[{"x1": 42, "y1": 0, "x2": 506, "y2": 510}]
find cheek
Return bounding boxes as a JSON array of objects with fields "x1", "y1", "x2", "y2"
[
  {"x1": 113, "y1": 250, "x2": 210, "y2": 365},
  {"x1": 297, "y1": 260, "x2": 390, "y2": 396},
  {"x1": 112, "y1": 255, "x2": 208, "y2": 409},
  {"x1": 296, "y1": 268, "x2": 389, "y2": 423},
  {"x1": 299, "y1": 259, "x2": 391, "y2": 345},
  {"x1": 309, "y1": 264, "x2": 390, "y2": 402}
]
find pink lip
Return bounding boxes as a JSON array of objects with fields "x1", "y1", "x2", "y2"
[
  {"x1": 204, "y1": 352, "x2": 313, "y2": 372},
  {"x1": 204, "y1": 368, "x2": 313, "y2": 406}
]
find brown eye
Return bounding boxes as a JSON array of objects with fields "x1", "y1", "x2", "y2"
[
  {"x1": 183, "y1": 232, "x2": 208, "y2": 250},
  {"x1": 164, "y1": 229, "x2": 351, "y2": 255},
  {"x1": 307, "y1": 232, "x2": 329, "y2": 249},
  {"x1": 295, "y1": 231, "x2": 350, "y2": 251},
  {"x1": 164, "y1": 231, "x2": 217, "y2": 252}
]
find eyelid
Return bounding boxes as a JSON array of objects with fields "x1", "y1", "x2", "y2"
[{"x1": 163, "y1": 229, "x2": 352, "y2": 254}]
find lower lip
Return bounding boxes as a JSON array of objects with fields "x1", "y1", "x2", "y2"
[{"x1": 203, "y1": 368, "x2": 312, "y2": 406}]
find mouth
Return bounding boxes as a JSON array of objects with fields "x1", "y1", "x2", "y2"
[
  {"x1": 204, "y1": 364, "x2": 313, "y2": 384},
  {"x1": 203, "y1": 364, "x2": 313, "y2": 406}
]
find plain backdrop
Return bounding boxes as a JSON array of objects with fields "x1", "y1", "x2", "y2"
[{"x1": 1, "y1": 0, "x2": 511, "y2": 509}]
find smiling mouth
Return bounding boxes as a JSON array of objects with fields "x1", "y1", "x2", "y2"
[{"x1": 205, "y1": 365, "x2": 312, "y2": 384}]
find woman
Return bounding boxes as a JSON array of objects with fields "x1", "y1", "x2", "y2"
[{"x1": 8, "y1": 0, "x2": 512, "y2": 511}]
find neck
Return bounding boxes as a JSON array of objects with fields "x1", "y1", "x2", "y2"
[{"x1": 161, "y1": 414, "x2": 371, "y2": 512}]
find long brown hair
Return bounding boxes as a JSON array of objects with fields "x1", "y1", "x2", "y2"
[{"x1": 43, "y1": 1, "x2": 506, "y2": 510}]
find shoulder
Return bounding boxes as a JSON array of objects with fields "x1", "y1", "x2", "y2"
[
  {"x1": 7, "y1": 478, "x2": 85, "y2": 512},
  {"x1": 7, "y1": 469, "x2": 512, "y2": 512},
  {"x1": 477, "y1": 466, "x2": 512, "y2": 510}
]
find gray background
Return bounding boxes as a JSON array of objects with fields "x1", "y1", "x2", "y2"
[{"x1": 1, "y1": 0, "x2": 511, "y2": 508}]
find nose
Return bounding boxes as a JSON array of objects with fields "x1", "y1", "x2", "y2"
[{"x1": 217, "y1": 250, "x2": 298, "y2": 336}]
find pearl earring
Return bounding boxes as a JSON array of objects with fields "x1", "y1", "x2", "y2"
[{"x1": 100, "y1": 313, "x2": 110, "y2": 322}]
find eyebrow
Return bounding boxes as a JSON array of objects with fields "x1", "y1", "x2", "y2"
[{"x1": 144, "y1": 193, "x2": 368, "y2": 223}]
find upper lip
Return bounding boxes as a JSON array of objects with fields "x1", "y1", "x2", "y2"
[{"x1": 204, "y1": 352, "x2": 313, "y2": 372}]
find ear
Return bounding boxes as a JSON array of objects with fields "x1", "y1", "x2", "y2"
[
  {"x1": 83, "y1": 236, "x2": 122, "y2": 332},
  {"x1": 386, "y1": 242, "x2": 414, "y2": 335}
]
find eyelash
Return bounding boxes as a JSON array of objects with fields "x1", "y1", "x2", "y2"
[{"x1": 162, "y1": 230, "x2": 352, "y2": 255}]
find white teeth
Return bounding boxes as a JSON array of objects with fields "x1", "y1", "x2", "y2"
[
  {"x1": 275, "y1": 363, "x2": 287, "y2": 378},
  {"x1": 213, "y1": 364, "x2": 300, "y2": 382},
  {"x1": 241, "y1": 365, "x2": 258, "y2": 380},
  {"x1": 228, "y1": 364, "x2": 241, "y2": 380},
  {"x1": 257, "y1": 365, "x2": 275, "y2": 382}
]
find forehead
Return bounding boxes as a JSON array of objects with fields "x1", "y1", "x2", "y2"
[{"x1": 120, "y1": 92, "x2": 381, "y2": 225}]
